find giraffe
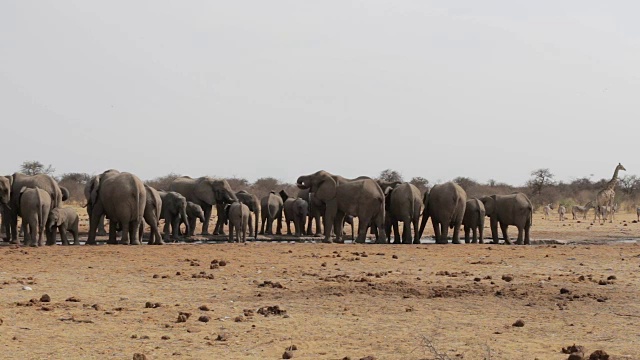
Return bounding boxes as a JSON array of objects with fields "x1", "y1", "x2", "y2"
[{"x1": 594, "y1": 163, "x2": 626, "y2": 224}]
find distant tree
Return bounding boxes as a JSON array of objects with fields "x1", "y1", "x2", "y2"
[
  {"x1": 487, "y1": 179, "x2": 497, "y2": 187},
  {"x1": 251, "y1": 177, "x2": 281, "y2": 200},
  {"x1": 619, "y1": 175, "x2": 639, "y2": 195},
  {"x1": 58, "y1": 172, "x2": 92, "y2": 203},
  {"x1": 19, "y1": 160, "x2": 55, "y2": 176},
  {"x1": 377, "y1": 169, "x2": 403, "y2": 183},
  {"x1": 59, "y1": 172, "x2": 91, "y2": 184},
  {"x1": 527, "y1": 168, "x2": 555, "y2": 196},
  {"x1": 145, "y1": 173, "x2": 181, "y2": 191},
  {"x1": 226, "y1": 177, "x2": 250, "y2": 191},
  {"x1": 452, "y1": 176, "x2": 478, "y2": 191},
  {"x1": 409, "y1": 176, "x2": 429, "y2": 193}
]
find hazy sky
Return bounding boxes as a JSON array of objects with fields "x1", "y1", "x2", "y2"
[{"x1": 1, "y1": 1, "x2": 638, "y2": 185}]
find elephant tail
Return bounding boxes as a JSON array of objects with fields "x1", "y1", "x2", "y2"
[{"x1": 417, "y1": 192, "x2": 430, "y2": 240}]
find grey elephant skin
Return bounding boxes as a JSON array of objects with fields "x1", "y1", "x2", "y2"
[
  {"x1": 260, "y1": 191, "x2": 283, "y2": 235},
  {"x1": 185, "y1": 201, "x2": 205, "y2": 237},
  {"x1": 60, "y1": 186, "x2": 70, "y2": 201},
  {"x1": 226, "y1": 202, "x2": 249, "y2": 243},
  {"x1": 384, "y1": 183, "x2": 423, "y2": 244},
  {"x1": 169, "y1": 176, "x2": 237, "y2": 235},
  {"x1": 84, "y1": 179, "x2": 107, "y2": 236},
  {"x1": 47, "y1": 207, "x2": 79, "y2": 245},
  {"x1": 297, "y1": 170, "x2": 387, "y2": 244},
  {"x1": 280, "y1": 190, "x2": 309, "y2": 237},
  {"x1": 139, "y1": 185, "x2": 164, "y2": 245},
  {"x1": 158, "y1": 191, "x2": 189, "y2": 241},
  {"x1": 19, "y1": 187, "x2": 51, "y2": 247},
  {"x1": 297, "y1": 188, "x2": 323, "y2": 236},
  {"x1": 7, "y1": 173, "x2": 62, "y2": 243},
  {"x1": 480, "y1": 193, "x2": 533, "y2": 245},
  {"x1": 418, "y1": 182, "x2": 467, "y2": 244},
  {"x1": 87, "y1": 170, "x2": 147, "y2": 245},
  {"x1": 0, "y1": 175, "x2": 10, "y2": 241},
  {"x1": 462, "y1": 198, "x2": 485, "y2": 244},
  {"x1": 235, "y1": 190, "x2": 260, "y2": 238}
]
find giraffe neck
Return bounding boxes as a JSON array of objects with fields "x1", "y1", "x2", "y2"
[{"x1": 607, "y1": 167, "x2": 620, "y2": 190}]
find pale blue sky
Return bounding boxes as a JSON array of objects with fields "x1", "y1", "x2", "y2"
[{"x1": 1, "y1": 1, "x2": 637, "y2": 185}]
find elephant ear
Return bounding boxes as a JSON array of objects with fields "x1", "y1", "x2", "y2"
[
  {"x1": 90, "y1": 176, "x2": 101, "y2": 207},
  {"x1": 314, "y1": 173, "x2": 337, "y2": 202}
]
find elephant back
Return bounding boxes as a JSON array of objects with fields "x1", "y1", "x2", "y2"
[{"x1": 10, "y1": 173, "x2": 62, "y2": 211}]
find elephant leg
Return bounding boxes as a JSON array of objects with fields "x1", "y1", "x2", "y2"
[
  {"x1": 97, "y1": 214, "x2": 107, "y2": 236},
  {"x1": 60, "y1": 226, "x2": 69, "y2": 246},
  {"x1": 355, "y1": 215, "x2": 371, "y2": 244},
  {"x1": 248, "y1": 214, "x2": 254, "y2": 238},
  {"x1": 412, "y1": 216, "x2": 420, "y2": 244},
  {"x1": 401, "y1": 220, "x2": 411, "y2": 244},
  {"x1": 285, "y1": 219, "x2": 292, "y2": 235},
  {"x1": 490, "y1": 218, "x2": 499, "y2": 244},
  {"x1": 119, "y1": 222, "x2": 131, "y2": 245},
  {"x1": 333, "y1": 212, "x2": 345, "y2": 243},
  {"x1": 107, "y1": 221, "x2": 117, "y2": 245},
  {"x1": 162, "y1": 218, "x2": 171, "y2": 240},
  {"x1": 500, "y1": 223, "x2": 511, "y2": 245},
  {"x1": 228, "y1": 223, "x2": 234, "y2": 243},
  {"x1": 431, "y1": 221, "x2": 440, "y2": 244},
  {"x1": 464, "y1": 226, "x2": 471, "y2": 244},
  {"x1": 201, "y1": 205, "x2": 212, "y2": 235},
  {"x1": 439, "y1": 223, "x2": 449, "y2": 244},
  {"x1": 515, "y1": 226, "x2": 524, "y2": 245},
  {"x1": 315, "y1": 214, "x2": 323, "y2": 236},
  {"x1": 451, "y1": 222, "x2": 462, "y2": 244},
  {"x1": 524, "y1": 224, "x2": 531, "y2": 245},
  {"x1": 152, "y1": 222, "x2": 164, "y2": 245},
  {"x1": 275, "y1": 210, "x2": 283, "y2": 235},
  {"x1": 9, "y1": 213, "x2": 19, "y2": 243}
]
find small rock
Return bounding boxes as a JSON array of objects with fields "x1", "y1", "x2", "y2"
[
  {"x1": 512, "y1": 319, "x2": 525, "y2": 327},
  {"x1": 161, "y1": 335, "x2": 170, "y2": 340},
  {"x1": 392, "y1": 255, "x2": 398, "y2": 259},
  {"x1": 234, "y1": 316, "x2": 244, "y2": 322},
  {"x1": 22, "y1": 286, "x2": 32, "y2": 291},
  {"x1": 560, "y1": 288, "x2": 571, "y2": 294},
  {"x1": 359, "y1": 357, "x2": 376, "y2": 360},
  {"x1": 588, "y1": 350, "x2": 609, "y2": 360},
  {"x1": 216, "y1": 333, "x2": 228, "y2": 341},
  {"x1": 152, "y1": 274, "x2": 159, "y2": 279},
  {"x1": 562, "y1": 344, "x2": 585, "y2": 354},
  {"x1": 607, "y1": 275, "x2": 616, "y2": 280},
  {"x1": 132, "y1": 354, "x2": 148, "y2": 360},
  {"x1": 219, "y1": 260, "x2": 227, "y2": 266},
  {"x1": 177, "y1": 314, "x2": 188, "y2": 323},
  {"x1": 502, "y1": 275, "x2": 513, "y2": 282},
  {"x1": 286, "y1": 345, "x2": 298, "y2": 351},
  {"x1": 91, "y1": 304, "x2": 103, "y2": 311},
  {"x1": 65, "y1": 297, "x2": 81, "y2": 302},
  {"x1": 198, "y1": 316, "x2": 210, "y2": 323},
  {"x1": 568, "y1": 354, "x2": 584, "y2": 360},
  {"x1": 283, "y1": 350, "x2": 294, "y2": 359},
  {"x1": 40, "y1": 294, "x2": 51, "y2": 303},
  {"x1": 473, "y1": 277, "x2": 481, "y2": 282},
  {"x1": 199, "y1": 305, "x2": 210, "y2": 311}
]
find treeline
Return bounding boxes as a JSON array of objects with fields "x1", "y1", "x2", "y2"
[{"x1": 15, "y1": 161, "x2": 640, "y2": 211}]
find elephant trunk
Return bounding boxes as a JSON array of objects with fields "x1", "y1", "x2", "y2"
[
  {"x1": 254, "y1": 207, "x2": 260, "y2": 238},
  {"x1": 180, "y1": 208, "x2": 189, "y2": 236},
  {"x1": 296, "y1": 176, "x2": 310, "y2": 190}
]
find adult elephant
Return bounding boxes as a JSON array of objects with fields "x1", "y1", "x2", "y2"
[
  {"x1": 418, "y1": 182, "x2": 466, "y2": 244},
  {"x1": 158, "y1": 190, "x2": 189, "y2": 241},
  {"x1": 296, "y1": 170, "x2": 387, "y2": 244},
  {"x1": 169, "y1": 176, "x2": 237, "y2": 235},
  {"x1": 86, "y1": 170, "x2": 146, "y2": 245},
  {"x1": 480, "y1": 193, "x2": 533, "y2": 245},
  {"x1": 384, "y1": 182, "x2": 423, "y2": 244},
  {"x1": 235, "y1": 190, "x2": 260, "y2": 238},
  {"x1": 7, "y1": 173, "x2": 62, "y2": 244}
]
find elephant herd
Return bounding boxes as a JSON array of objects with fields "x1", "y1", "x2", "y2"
[{"x1": 0, "y1": 169, "x2": 534, "y2": 246}]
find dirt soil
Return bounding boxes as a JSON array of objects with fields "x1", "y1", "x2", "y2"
[{"x1": 1, "y1": 210, "x2": 639, "y2": 359}]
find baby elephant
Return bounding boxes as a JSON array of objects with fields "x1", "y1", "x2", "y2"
[
  {"x1": 185, "y1": 202, "x2": 206, "y2": 236},
  {"x1": 226, "y1": 202, "x2": 249, "y2": 243},
  {"x1": 283, "y1": 197, "x2": 309, "y2": 237},
  {"x1": 462, "y1": 198, "x2": 485, "y2": 244},
  {"x1": 19, "y1": 187, "x2": 52, "y2": 247},
  {"x1": 47, "y1": 207, "x2": 80, "y2": 245}
]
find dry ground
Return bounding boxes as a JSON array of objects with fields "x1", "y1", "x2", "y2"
[{"x1": 1, "y1": 209, "x2": 639, "y2": 359}]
